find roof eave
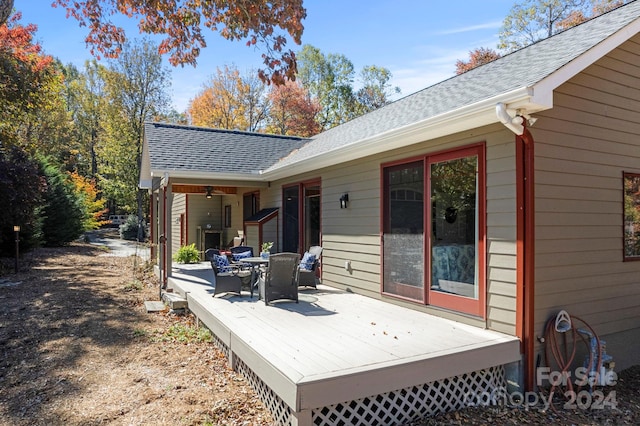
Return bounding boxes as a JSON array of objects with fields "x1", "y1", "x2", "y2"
[
  {"x1": 150, "y1": 169, "x2": 267, "y2": 183},
  {"x1": 534, "y1": 17, "x2": 640, "y2": 98},
  {"x1": 263, "y1": 87, "x2": 550, "y2": 181}
]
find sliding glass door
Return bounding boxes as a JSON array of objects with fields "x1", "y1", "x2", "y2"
[{"x1": 382, "y1": 145, "x2": 485, "y2": 316}]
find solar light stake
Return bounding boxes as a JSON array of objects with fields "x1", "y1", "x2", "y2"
[{"x1": 13, "y1": 225, "x2": 20, "y2": 273}]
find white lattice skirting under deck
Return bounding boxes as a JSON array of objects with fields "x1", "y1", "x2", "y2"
[{"x1": 231, "y1": 348, "x2": 506, "y2": 426}]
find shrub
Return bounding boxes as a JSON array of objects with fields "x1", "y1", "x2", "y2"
[
  {"x1": 40, "y1": 157, "x2": 85, "y2": 247},
  {"x1": 173, "y1": 243, "x2": 200, "y2": 264},
  {"x1": 119, "y1": 215, "x2": 146, "y2": 241},
  {"x1": 0, "y1": 146, "x2": 44, "y2": 254}
]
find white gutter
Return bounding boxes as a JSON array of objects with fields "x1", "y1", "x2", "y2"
[{"x1": 495, "y1": 102, "x2": 525, "y2": 135}]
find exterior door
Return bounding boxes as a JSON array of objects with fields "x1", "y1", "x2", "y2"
[
  {"x1": 381, "y1": 145, "x2": 485, "y2": 316},
  {"x1": 283, "y1": 181, "x2": 321, "y2": 254}
]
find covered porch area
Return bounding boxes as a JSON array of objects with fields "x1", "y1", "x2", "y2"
[{"x1": 167, "y1": 263, "x2": 521, "y2": 426}]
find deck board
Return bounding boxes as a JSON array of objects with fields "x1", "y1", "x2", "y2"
[{"x1": 169, "y1": 263, "x2": 521, "y2": 412}]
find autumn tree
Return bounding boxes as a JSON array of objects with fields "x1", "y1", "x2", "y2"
[
  {"x1": 297, "y1": 44, "x2": 358, "y2": 130},
  {"x1": 355, "y1": 65, "x2": 400, "y2": 114},
  {"x1": 455, "y1": 47, "x2": 502, "y2": 74},
  {"x1": 65, "y1": 60, "x2": 108, "y2": 177},
  {"x1": 242, "y1": 70, "x2": 270, "y2": 132},
  {"x1": 52, "y1": 0, "x2": 306, "y2": 85},
  {"x1": 69, "y1": 171, "x2": 108, "y2": 230},
  {"x1": 499, "y1": 0, "x2": 589, "y2": 52},
  {"x1": 266, "y1": 80, "x2": 320, "y2": 137},
  {"x1": 189, "y1": 65, "x2": 249, "y2": 130},
  {"x1": 0, "y1": 0, "x2": 12, "y2": 25},
  {"x1": 498, "y1": 0, "x2": 626, "y2": 53},
  {"x1": 159, "y1": 109, "x2": 189, "y2": 125},
  {"x1": 188, "y1": 65, "x2": 268, "y2": 131},
  {"x1": 556, "y1": 0, "x2": 625, "y2": 30},
  {"x1": 98, "y1": 39, "x2": 170, "y2": 239},
  {"x1": 296, "y1": 45, "x2": 399, "y2": 130},
  {"x1": 0, "y1": 13, "x2": 63, "y2": 152}
]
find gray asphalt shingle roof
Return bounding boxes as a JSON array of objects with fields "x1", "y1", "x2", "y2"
[
  {"x1": 145, "y1": 1, "x2": 640, "y2": 177},
  {"x1": 267, "y1": 0, "x2": 640, "y2": 171},
  {"x1": 144, "y1": 122, "x2": 308, "y2": 175}
]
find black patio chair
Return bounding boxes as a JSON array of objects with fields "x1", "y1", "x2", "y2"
[
  {"x1": 229, "y1": 245, "x2": 254, "y2": 268},
  {"x1": 207, "y1": 250, "x2": 252, "y2": 297},
  {"x1": 258, "y1": 252, "x2": 300, "y2": 305},
  {"x1": 298, "y1": 246, "x2": 323, "y2": 288}
]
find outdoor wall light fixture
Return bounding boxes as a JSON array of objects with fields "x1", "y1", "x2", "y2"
[
  {"x1": 205, "y1": 186, "x2": 213, "y2": 199},
  {"x1": 340, "y1": 193, "x2": 349, "y2": 209}
]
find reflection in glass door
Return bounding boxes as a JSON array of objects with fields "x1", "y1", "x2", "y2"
[
  {"x1": 429, "y1": 155, "x2": 478, "y2": 299},
  {"x1": 283, "y1": 186, "x2": 300, "y2": 252},
  {"x1": 304, "y1": 185, "x2": 321, "y2": 249},
  {"x1": 382, "y1": 161, "x2": 425, "y2": 301}
]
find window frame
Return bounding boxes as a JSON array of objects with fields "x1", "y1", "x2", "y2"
[{"x1": 623, "y1": 171, "x2": 640, "y2": 261}]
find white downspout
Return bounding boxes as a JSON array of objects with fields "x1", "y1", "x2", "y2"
[{"x1": 496, "y1": 102, "x2": 525, "y2": 135}]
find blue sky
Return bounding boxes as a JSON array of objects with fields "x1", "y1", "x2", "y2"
[{"x1": 18, "y1": 1, "x2": 516, "y2": 112}]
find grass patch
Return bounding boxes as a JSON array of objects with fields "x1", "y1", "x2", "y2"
[
  {"x1": 152, "y1": 323, "x2": 213, "y2": 344},
  {"x1": 123, "y1": 279, "x2": 143, "y2": 291},
  {"x1": 132, "y1": 328, "x2": 148, "y2": 338}
]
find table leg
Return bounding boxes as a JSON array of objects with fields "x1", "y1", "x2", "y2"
[{"x1": 250, "y1": 265, "x2": 258, "y2": 298}]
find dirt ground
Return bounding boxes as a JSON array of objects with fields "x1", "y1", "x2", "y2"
[
  {"x1": 0, "y1": 239, "x2": 638, "y2": 425},
  {"x1": 0, "y1": 241, "x2": 273, "y2": 426}
]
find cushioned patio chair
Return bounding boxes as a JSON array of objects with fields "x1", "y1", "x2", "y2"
[
  {"x1": 229, "y1": 245, "x2": 254, "y2": 268},
  {"x1": 258, "y1": 252, "x2": 300, "y2": 305},
  {"x1": 207, "y1": 250, "x2": 252, "y2": 297},
  {"x1": 298, "y1": 246, "x2": 323, "y2": 288},
  {"x1": 204, "y1": 248, "x2": 220, "y2": 261}
]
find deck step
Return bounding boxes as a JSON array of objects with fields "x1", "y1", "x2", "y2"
[
  {"x1": 144, "y1": 301, "x2": 166, "y2": 312},
  {"x1": 162, "y1": 292, "x2": 188, "y2": 310}
]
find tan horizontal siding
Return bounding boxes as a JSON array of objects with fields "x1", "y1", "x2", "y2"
[
  {"x1": 264, "y1": 125, "x2": 519, "y2": 330},
  {"x1": 320, "y1": 158, "x2": 382, "y2": 297},
  {"x1": 533, "y1": 39, "x2": 640, "y2": 357},
  {"x1": 487, "y1": 226, "x2": 517, "y2": 241},
  {"x1": 487, "y1": 279, "x2": 517, "y2": 298},
  {"x1": 171, "y1": 193, "x2": 186, "y2": 251},
  {"x1": 488, "y1": 240, "x2": 517, "y2": 255},
  {"x1": 486, "y1": 306, "x2": 516, "y2": 327},
  {"x1": 536, "y1": 237, "x2": 620, "y2": 253}
]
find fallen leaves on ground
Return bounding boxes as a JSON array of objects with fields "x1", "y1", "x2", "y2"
[
  {"x1": 1, "y1": 241, "x2": 638, "y2": 426},
  {"x1": 0, "y1": 242, "x2": 272, "y2": 426}
]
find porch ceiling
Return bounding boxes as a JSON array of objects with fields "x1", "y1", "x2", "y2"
[
  {"x1": 168, "y1": 263, "x2": 521, "y2": 412},
  {"x1": 171, "y1": 184, "x2": 237, "y2": 195}
]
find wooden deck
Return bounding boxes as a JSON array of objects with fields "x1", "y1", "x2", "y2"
[{"x1": 168, "y1": 262, "x2": 521, "y2": 425}]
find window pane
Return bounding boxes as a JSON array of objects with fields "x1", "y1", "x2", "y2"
[
  {"x1": 283, "y1": 186, "x2": 299, "y2": 252},
  {"x1": 624, "y1": 173, "x2": 640, "y2": 259},
  {"x1": 430, "y1": 155, "x2": 478, "y2": 299},
  {"x1": 383, "y1": 162, "x2": 424, "y2": 300},
  {"x1": 304, "y1": 185, "x2": 321, "y2": 249}
]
